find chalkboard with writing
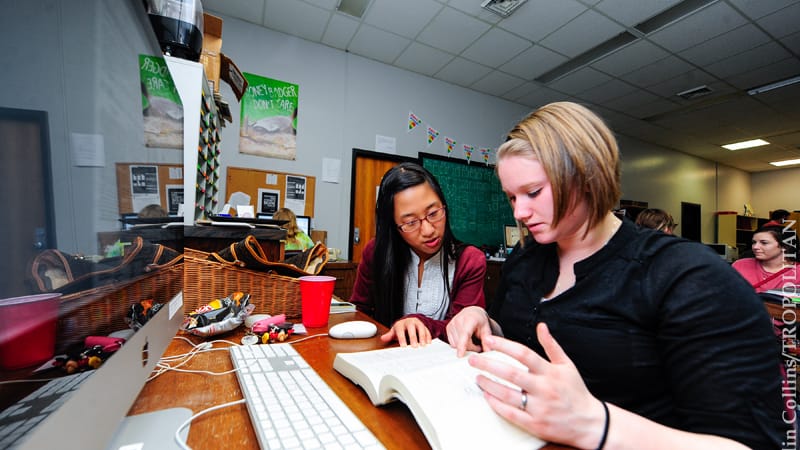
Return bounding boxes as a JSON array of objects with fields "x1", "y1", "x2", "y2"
[{"x1": 420, "y1": 153, "x2": 514, "y2": 248}]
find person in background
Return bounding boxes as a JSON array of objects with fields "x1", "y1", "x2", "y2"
[
  {"x1": 733, "y1": 221, "x2": 798, "y2": 293},
  {"x1": 446, "y1": 102, "x2": 785, "y2": 449},
  {"x1": 771, "y1": 209, "x2": 791, "y2": 223},
  {"x1": 351, "y1": 162, "x2": 486, "y2": 347},
  {"x1": 634, "y1": 208, "x2": 676, "y2": 234},
  {"x1": 138, "y1": 204, "x2": 167, "y2": 218},
  {"x1": 272, "y1": 208, "x2": 314, "y2": 251}
]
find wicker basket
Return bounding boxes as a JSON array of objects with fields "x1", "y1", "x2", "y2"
[
  {"x1": 183, "y1": 247, "x2": 302, "y2": 318},
  {"x1": 56, "y1": 263, "x2": 183, "y2": 353}
]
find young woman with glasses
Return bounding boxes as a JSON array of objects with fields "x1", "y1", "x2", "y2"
[{"x1": 350, "y1": 162, "x2": 487, "y2": 347}]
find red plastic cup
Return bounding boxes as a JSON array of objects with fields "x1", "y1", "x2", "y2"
[
  {"x1": 299, "y1": 275, "x2": 335, "y2": 328},
  {"x1": 0, "y1": 293, "x2": 62, "y2": 370}
]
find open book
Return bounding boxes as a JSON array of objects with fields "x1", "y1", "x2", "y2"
[{"x1": 333, "y1": 339, "x2": 545, "y2": 450}]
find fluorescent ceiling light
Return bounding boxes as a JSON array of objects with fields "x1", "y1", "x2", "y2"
[
  {"x1": 747, "y1": 75, "x2": 800, "y2": 95},
  {"x1": 770, "y1": 158, "x2": 800, "y2": 167},
  {"x1": 722, "y1": 139, "x2": 769, "y2": 151}
]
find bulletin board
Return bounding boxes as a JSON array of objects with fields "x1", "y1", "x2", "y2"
[
  {"x1": 225, "y1": 166, "x2": 316, "y2": 217},
  {"x1": 115, "y1": 162, "x2": 184, "y2": 214},
  {"x1": 420, "y1": 152, "x2": 514, "y2": 247}
]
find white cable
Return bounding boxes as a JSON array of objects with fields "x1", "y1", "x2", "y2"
[
  {"x1": 288, "y1": 333, "x2": 329, "y2": 344},
  {"x1": 174, "y1": 399, "x2": 246, "y2": 450}
]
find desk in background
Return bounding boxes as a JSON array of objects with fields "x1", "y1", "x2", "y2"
[
  {"x1": 98, "y1": 226, "x2": 287, "y2": 261},
  {"x1": 128, "y1": 311, "x2": 568, "y2": 450}
]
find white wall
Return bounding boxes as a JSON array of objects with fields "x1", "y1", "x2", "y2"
[{"x1": 751, "y1": 167, "x2": 800, "y2": 216}]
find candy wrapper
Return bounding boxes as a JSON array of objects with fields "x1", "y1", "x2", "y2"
[
  {"x1": 181, "y1": 291, "x2": 254, "y2": 337},
  {"x1": 127, "y1": 298, "x2": 165, "y2": 330}
]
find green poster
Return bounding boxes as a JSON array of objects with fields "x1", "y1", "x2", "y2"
[
  {"x1": 139, "y1": 54, "x2": 183, "y2": 149},
  {"x1": 239, "y1": 72, "x2": 298, "y2": 160}
]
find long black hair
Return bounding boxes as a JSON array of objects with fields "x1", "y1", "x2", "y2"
[{"x1": 370, "y1": 162, "x2": 463, "y2": 327}]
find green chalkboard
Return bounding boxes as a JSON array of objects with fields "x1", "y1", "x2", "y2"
[{"x1": 420, "y1": 152, "x2": 514, "y2": 248}]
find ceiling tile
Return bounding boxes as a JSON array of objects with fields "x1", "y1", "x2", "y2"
[
  {"x1": 704, "y1": 41, "x2": 793, "y2": 80},
  {"x1": 577, "y1": 78, "x2": 639, "y2": 104},
  {"x1": 501, "y1": 81, "x2": 543, "y2": 102},
  {"x1": 646, "y1": 2, "x2": 748, "y2": 53},
  {"x1": 781, "y1": 30, "x2": 800, "y2": 54},
  {"x1": 348, "y1": 25, "x2": 411, "y2": 65},
  {"x1": 445, "y1": 0, "x2": 503, "y2": 24},
  {"x1": 603, "y1": 88, "x2": 661, "y2": 113},
  {"x1": 594, "y1": 0, "x2": 682, "y2": 27},
  {"x1": 591, "y1": 39, "x2": 670, "y2": 77},
  {"x1": 394, "y1": 42, "x2": 453, "y2": 76},
  {"x1": 498, "y1": 0, "x2": 586, "y2": 42},
  {"x1": 322, "y1": 13, "x2": 359, "y2": 50},
  {"x1": 548, "y1": 66, "x2": 612, "y2": 94},
  {"x1": 262, "y1": 0, "x2": 330, "y2": 41},
  {"x1": 470, "y1": 70, "x2": 527, "y2": 97},
  {"x1": 461, "y1": 27, "x2": 531, "y2": 68},
  {"x1": 727, "y1": 0, "x2": 798, "y2": 20},
  {"x1": 417, "y1": 6, "x2": 491, "y2": 55},
  {"x1": 539, "y1": 9, "x2": 625, "y2": 57},
  {"x1": 621, "y1": 55, "x2": 695, "y2": 88},
  {"x1": 499, "y1": 45, "x2": 568, "y2": 80},
  {"x1": 205, "y1": 0, "x2": 264, "y2": 25},
  {"x1": 727, "y1": 57, "x2": 800, "y2": 90},
  {"x1": 362, "y1": 0, "x2": 443, "y2": 39},
  {"x1": 679, "y1": 24, "x2": 771, "y2": 67},
  {"x1": 756, "y1": 2, "x2": 800, "y2": 39},
  {"x1": 642, "y1": 69, "x2": 717, "y2": 98},
  {"x1": 435, "y1": 57, "x2": 493, "y2": 87},
  {"x1": 305, "y1": 0, "x2": 337, "y2": 9},
  {"x1": 516, "y1": 86, "x2": 572, "y2": 108}
]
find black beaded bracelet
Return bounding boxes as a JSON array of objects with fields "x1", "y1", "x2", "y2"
[{"x1": 595, "y1": 401, "x2": 610, "y2": 450}]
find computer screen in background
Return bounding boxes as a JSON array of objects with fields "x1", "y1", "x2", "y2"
[
  {"x1": 258, "y1": 213, "x2": 311, "y2": 235},
  {"x1": 296, "y1": 216, "x2": 311, "y2": 236}
]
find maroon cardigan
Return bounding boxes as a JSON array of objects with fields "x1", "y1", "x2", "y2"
[{"x1": 350, "y1": 239, "x2": 487, "y2": 341}]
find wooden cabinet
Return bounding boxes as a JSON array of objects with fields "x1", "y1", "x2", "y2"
[{"x1": 321, "y1": 262, "x2": 358, "y2": 301}]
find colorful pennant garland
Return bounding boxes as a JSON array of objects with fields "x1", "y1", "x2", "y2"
[
  {"x1": 464, "y1": 144, "x2": 474, "y2": 164},
  {"x1": 408, "y1": 111, "x2": 422, "y2": 132},
  {"x1": 427, "y1": 126, "x2": 439, "y2": 147},
  {"x1": 445, "y1": 137, "x2": 456, "y2": 156},
  {"x1": 480, "y1": 147, "x2": 491, "y2": 165}
]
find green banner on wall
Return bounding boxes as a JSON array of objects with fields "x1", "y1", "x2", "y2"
[
  {"x1": 239, "y1": 72, "x2": 299, "y2": 160},
  {"x1": 139, "y1": 54, "x2": 183, "y2": 149}
]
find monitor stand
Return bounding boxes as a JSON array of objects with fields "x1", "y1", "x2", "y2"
[{"x1": 107, "y1": 407, "x2": 192, "y2": 450}]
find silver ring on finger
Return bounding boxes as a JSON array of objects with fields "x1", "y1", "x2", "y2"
[{"x1": 519, "y1": 390, "x2": 528, "y2": 411}]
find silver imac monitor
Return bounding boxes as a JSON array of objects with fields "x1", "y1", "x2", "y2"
[{"x1": 1, "y1": 1, "x2": 188, "y2": 448}]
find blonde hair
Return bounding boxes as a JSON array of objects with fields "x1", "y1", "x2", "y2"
[
  {"x1": 497, "y1": 102, "x2": 621, "y2": 234},
  {"x1": 272, "y1": 208, "x2": 302, "y2": 241}
]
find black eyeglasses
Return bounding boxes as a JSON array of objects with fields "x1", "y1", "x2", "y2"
[{"x1": 397, "y1": 206, "x2": 446, "y2": 233}]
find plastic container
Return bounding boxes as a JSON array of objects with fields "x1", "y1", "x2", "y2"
[
  {"x1": 0, "y1": 293, "x2": 62, "y2": 370},
  {"x1": 298, "y1": 276, "x2": 335, "y2": 328}
]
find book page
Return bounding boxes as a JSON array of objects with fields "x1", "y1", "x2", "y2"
[
  {"x1": 333, "y1": 339, "x2": 455, "y2": 404},
  {"x1": 384, "y1": 352, "x2": 544, "y2": 450}
]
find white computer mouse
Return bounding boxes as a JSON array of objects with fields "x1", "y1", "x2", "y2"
[{"x1": 328, "y1": 321, "x2": 378, "y2": 339}]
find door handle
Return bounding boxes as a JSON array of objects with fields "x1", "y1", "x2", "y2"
[{"x1": 354, "y1": 227, "x2": 360, "y2": 244}]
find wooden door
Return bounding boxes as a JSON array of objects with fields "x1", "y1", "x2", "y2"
[
  {"x1": 348, "y1": 150, "x2": 416, "y2": 263},
  {"x1": 0, "y1": 108, "x2": 55, "y2": 297}
]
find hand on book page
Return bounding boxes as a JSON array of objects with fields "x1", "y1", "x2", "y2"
[{"x1": 333, "y1": 339, "x2": 545, "y2": 450}]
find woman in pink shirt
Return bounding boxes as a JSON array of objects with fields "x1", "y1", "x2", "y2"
[{"x1": 733, "y1": 221, "x2": 799, "y2": 293}]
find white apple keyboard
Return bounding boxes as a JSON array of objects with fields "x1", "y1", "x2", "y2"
[
  {"x1": 229, "y1": 343, "x2": 383, "y2": 449},
  {"x1": 328, "y1": 321, "x2": 378, "y2": 339}
]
